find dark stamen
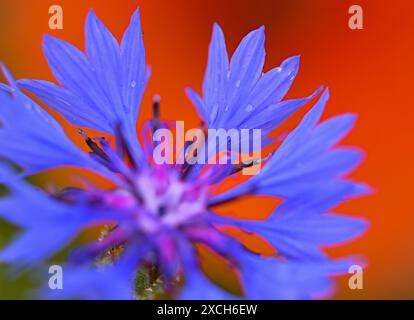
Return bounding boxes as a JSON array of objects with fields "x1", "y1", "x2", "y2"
[
  {"x1": 151, "y1": 94, "x2": 161, "y2": 133},
  {"x1": 158, "y1": 205, "x2": 167, "y2": 216},
  {"x1": 78, "y1": 129, "x2": 110, "y2": 162},
  {"x1": 231, "y1": 153, "x2": 273, "y2": 175},
  {"x1": 231, "y1": 159, "x2": 258, "y2": 175}
]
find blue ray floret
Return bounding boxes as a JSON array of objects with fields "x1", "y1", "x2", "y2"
[
  {"x1": 0, "y1": 164, "x2": 119, "y2": 267},
  {"x1": 0, "y1": 67, "x2": 110, "y2": 178},
  {"x1": 186, "y1": 23, "x2": 321, "y2": 137},
  {"x1": 19, "y1": 9, "x2": 149, "y2": 162},
  {"x1": 0, "y1": 7, "x2": 369, "y2": 300}
]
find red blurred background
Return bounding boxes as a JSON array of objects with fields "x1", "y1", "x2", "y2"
[{"x1": 0, "y1": 0, "x2": 412, "y2": 299}]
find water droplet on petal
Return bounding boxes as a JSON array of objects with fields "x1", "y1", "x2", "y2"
[
  {"x1": 235, "y1": 80, "x2": 241, "y2": 88},
  {"x1": 131, "y1": 81, "x2": 137, "y2": 88},
  {"x1": 275, "y1": 67, "x2": 282, "y2": 73},
  {"x1": 224, "y1": 105, "x2": 229, "y2": 112},
  {"x1": 245, "y1": 104, "x2": 253, "y2": 112}
]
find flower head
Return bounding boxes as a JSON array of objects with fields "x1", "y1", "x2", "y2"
[{"x1": 0, "y1": 8, "x2": 369, "y2": 299}]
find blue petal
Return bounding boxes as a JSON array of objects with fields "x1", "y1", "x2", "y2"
[
  {"x1": 271, "y1": 88, "x2": 329, "y2": 161},
  {"x1": 240, "y1": 86, "x2": 323, "y2": 134},
  {"x1": 16, "y1": 79, "x2": 109, "y2": 131},
  {"x1": 42, "y1": 241, "x2": 150, "y2": 300},
  {"x1": 222, "y1": 26, "x2": 265, "y2": 121},
  {"x1": 0, "y1": 224, "x2": 82, "y2": 267},
  {"x1": 0, "y1": 165, "x2": 116, "y2": 267},
  {"x1": 231, "y1": 214, "x2": 366, "y2": 261},
  {"x1": 211, "y1": 88, "x2": 364, "y2": 202},
  {"x1": 177, "y1": 238, "x2": 235, "y2": 300},
  {"x1": 238, "y1": 252, "x2": 354, "y2": 299},
  {"x1": 19, "y1": 8, "x2": 149, "y2": 161},
  {"x1": 85, "y1": 10, "x2": 124, "y2": 121},
  {"x1": 245, "y1": 55, "x2": 300, "y2": 114},
  {"x1": 211, "y1": 181, "x2": 368, "y2": 260},
  {"x1": 42, "y1": 265, "x2": 133, "y2": 300},
  {"x1": 187, "y1": 25, "x2": 322, "y2": 168},
  {"x1": 0, "y1": 70, "x2": 108, "y2": 177},
  {"x1": 185, "y1": 87, "x2": 207, "y2": 121},
  {"x1": 42, "y1": 35, "x2": 115, "y2": 127},
  {"x1": 259, "y1": 149, "x2": 363, "y2": 197},
  {"x1": 310, "y1": 113, "x2": 357, "y2": 152},
  {"x1": 202, "y1": 23, "x2": 229, "y2": 124},
  {"x1": 274, "y1": 181, "x2": 372, "y2": 214},
  {"x1": 120, "y1": 8, "x2": 148, "y2": 121}
]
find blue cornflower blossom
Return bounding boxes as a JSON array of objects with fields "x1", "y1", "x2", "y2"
[{"x1": 0, "y1": 8, "x2": 369, "y2": 299}]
